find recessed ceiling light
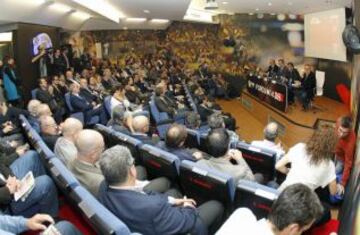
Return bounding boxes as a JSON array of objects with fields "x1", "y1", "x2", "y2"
[
  {"x1": 270, "y1": 13, "x2": 276, "y2": 15},
  {"x1": 123, "y1": 27, "x2": 128, "y2": 30},
  {"x1": 150, "y1": 19, "x2": 170, "y2": 23},
  {"x1": 277, "y1": 14, "x2": 286, "y2": 21},
  {"x1": 72, "y1": 11, "x2": 91, "y2": 20},
  {"x1": 268, "y1": 2, "x2": 272, "y2": 6},
  {"x1": 222, "y1": 1, "x2": 229, "y2": 4},
  {"x1": 255, "y1": 8, "x2": 259, "y2": 11},
  {"x1": 125, "y1": 18, "x2": 147, "y2": 22},
  {"x1": 288, "y1": 14, "x2": 297, "y2": 20},
  {"x1": 49, "y1": 2, "x2": 72, "y2": 13},
  {"x1": 249, "y1": 12, "x2": 254, "y2": 15},
  {"x1": 143, "y1": 9, "x2": 150, "y2": 14}
]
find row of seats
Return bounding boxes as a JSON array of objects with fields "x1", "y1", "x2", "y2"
[
  {"x1": 19, "y1": 115, "x2": 137, "y2": 235},
  {"x1": 182, "y1": 81, "x2": 198, "y2": 113},
  {"x1": 95, "y1": 124, "x2": 280, "y2": 219}
]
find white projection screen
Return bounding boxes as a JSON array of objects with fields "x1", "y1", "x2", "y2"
[{"x1": 305, "y1": 8, "x2": 347, "y2": 62}]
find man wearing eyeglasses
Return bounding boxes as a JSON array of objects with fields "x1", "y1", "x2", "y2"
[
  {"x1": 39, "y1": 115, "x2": 60, "y2": 151},
  {"x1": 335, "y1": 116, "x2": 356, "y2": 195}
]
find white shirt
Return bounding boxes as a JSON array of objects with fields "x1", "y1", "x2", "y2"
[
  {"x1": 110, "y1": 97, "x2": 130, "y2": 113},
  {"x1": 216, "y1": 208, "x2": 274, "y2": 235},
  {"x1": 251, "y1": 139, "x2": 285, "y2": 161},
  {"x1": 279, "y1": 143, "x2": 336, "y2": 191}
]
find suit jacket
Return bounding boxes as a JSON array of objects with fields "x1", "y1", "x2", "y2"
[
  {"x1": 69, "y1": 94, "x2": 92, "y2": 113},
  {"x1": 68, "y1": 159, "x2": 104, "y2": 197},
  {"x1": 98, "y1": 186, "x2": 207, "y2": 235},
  {"x1": 157, "y1": 142, "x2": 196, "y2": 162},
  {"x1": 131, "y1": 133, "x2": 159, "y2": 145},
  {"x1": 80, "y1": 88, "x2": 98, "y2": 104},
  {"x1": 197, "y1": 104, "x2": 215, "y2": 122},
  {"x1": 36, "y1": 89, "x2": 58, "y2": 111},
  {"x1": 154, "y1": 95, "x2": 176, "y2": 116},
  {"x1": 285, "y1": 69, "x2": 301, "y2": 84}
]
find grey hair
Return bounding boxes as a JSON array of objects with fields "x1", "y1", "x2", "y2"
[
  {"x1": 111, "y1": 105, "x2": 126, "y2": 123},
  {"x1": 208, "y1": 113, "x2": 224, "y2": 129},
  {"x1": 99, "y1": 145, "x2": 134, "y2": 186},
  {"x1": 264, "y1": 122, "x2": 279, "y2": 142}
]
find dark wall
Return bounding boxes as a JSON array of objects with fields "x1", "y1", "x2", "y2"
[{"x1": 12, "y1": 23, "x2": 60, "y2": 102}]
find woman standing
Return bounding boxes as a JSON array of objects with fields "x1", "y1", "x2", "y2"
[{"x1": 2, "y1": 57, "x2": 20, "y2": 106}]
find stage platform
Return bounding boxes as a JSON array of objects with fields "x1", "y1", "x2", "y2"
[{"x1": 218, "y1": 91, "x2": 349, "y2": 148}]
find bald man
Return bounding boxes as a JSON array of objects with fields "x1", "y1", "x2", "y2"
[
  {"x1": 251, "y1": 122, "x2": 285, "y2": 160},
  {"x1": 39, "y1": 115, "x2": 60, "y2": 150},
  {"x1": 68, "y1": 129, "x2": 105, "y2": 196},
  {"x1": 131, "y1": 115, "x2": 159, "y2": 145},
  {"x1": 54, "y1": 118, "x2": 83, "y2": 166},
  {"x1": 69, "y1": 130, "x2": 170, "y2": 196}
]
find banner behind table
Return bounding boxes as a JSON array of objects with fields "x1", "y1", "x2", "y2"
[{"x1": 247, "y1": 76, "x2": 288, "y2": 113}]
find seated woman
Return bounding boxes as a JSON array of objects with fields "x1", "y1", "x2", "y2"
[{"x1": 275, "y1": 125, "x2": 341, "y2": 224}]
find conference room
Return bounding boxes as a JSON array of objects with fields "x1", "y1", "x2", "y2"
[{"x1": 0, "y1": 0, "x2": 359, "y2": 234}]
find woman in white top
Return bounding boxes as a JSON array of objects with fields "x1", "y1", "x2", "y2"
[
  {"x1": 276, "y1": 126, "x2": 340, "y2": 196},
  {"x1": 110, "y1": 84, "x2": 130, "y2": 112}
]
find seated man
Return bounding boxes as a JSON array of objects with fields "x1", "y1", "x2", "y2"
[
  {"x1": 0, "y1": 214, "x2": 82, "y2": 235},
  {"x1": 69, "y1": 82, "x2": 107, "y2": 125},
  {"x1": 154, "y1": 85, "x2": 186, "y2": 119},
  {"x1": 0, "y1": 102, "x2": 28, "y2": 142},
  {"x1": 207, "y1": 113, "x2": 239, "y2": 143},
  {"x1": 216, "y1": 183, "x2": 323, "y2": 235},
  {"x1": 54, "y1": 118, "x2": 83, "y2": 166},
  {"x1": 39, "y1": 116, "x2": 60, "y2": 150},
  {"x1": 131, "y1": 115, "x2": 159, "y2": 145},
  {"x1": 35, "y1": 78, "x2": 63, "y2": 123},
  {"x1": 69, "y1": 130, "x2": 170, "y2": 197},
  {"x1": 197, "y1": 128, "x2": 255, "y2": 183},
  {"x1": 157, "y1": 124, "x2": 203, "y2": 162},
  {"x1": 0, "y1": 148, "x2": 58, "y2": 217},
  {"x1": 185, "y1": 111, "x2": 208, "y2": 134},
  {"x1": 251, "y1": 122, "x2": 285, "y2": 161},
  {"x1": 98, "y1": 145, "x2": 224, "y2": 235},
  {"x1": 79, "y1": 77, "x2": 100, "y2": 105},
  {"x1": 26, "y1": 100, "x2": 41, "y2": 133},
  {"x1": 298, "y1": 64, "x2": 316, "y2": 110},
  {"x1": 107, "y1": 105, "x2": 133, "y2": 135}
]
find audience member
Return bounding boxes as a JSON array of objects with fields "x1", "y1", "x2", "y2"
[
  {"x1": 131, "y1": 115, "x2": 159, "y2": 145},
  {"x1": 37, "y1": 103, "x2": 52, "y2": 118},
  {"x1": 0, "y1": 147, "x2": 58, "y2": 217},
  {"x1": 157, "y1": 124, "x2": 203, "y2": 161},
  {"x1": 26, "y1": 99, "x2": 41, "y2": 133},
  {"x1": 98, "y1": 145, "x2": 224, "y2": 235},
  {"x1": 275, "y1": 126, "x2": 340, "y2": 196},
  {"x1": 207, "y1": 113, "x2": 239, "y2": 143},
  {"x1": 251, "y1": 122, "x2": 285, "y2": 160},
  {"x1": 217, "y1": 184, "x2": 323, "y2": 235},
  {"x1": 266, "y1": 58, "x2": 279, "y2": 77},
  {"x1": 197, "y1": 128, "x2": 255, "y2": 182},
  {"x1": 107, "y1": 105, "x2": 133, "y2": 134},
  {"x1": 54, "y1": 117, "x2": 83, "y2": 166},
  {"x1": 35, "y1": 78, "x2": 63, "y2": 123},
  {"x1": 299, "y1": 64, "x2": 316, "y2": 110},
  {"x1": 39, "y1": 115, "x2": 60, "y2": 150},
  {"x1": 69, "y1": 82, "x2": 107, "y2": 125},
  {"x1": 334, "y1": 116, "x2": 356, "y2": 194}
]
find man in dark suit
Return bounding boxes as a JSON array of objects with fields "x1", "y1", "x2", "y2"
[
  {"x1": 276, "y1": 59, "x2": 289, "y2": 78},
  {"x1": 98, "y1": 145, "x2": 224, "y2": 235},
  {"x1": 267, "y1": 59, "x2": 279, "y2": 77},
  {"x1": 39, "y1": 115, "x2": 60, "y2": 150},
  {"x1": 299, "y1": 64, "x2": 316, "y2": 110},
  {"x1": 131, "y1": 115, "x2": 159, "y2": 145},
  {"x1": 79, "y1": 77, "x2": 99, "y2": 105},
  {"x1": 154, "y1": 85, "x2": 177, "y2": 117},
  {"x1": 69, "y1": 82, "x2": 107, "y2": 125},
  {"x1": 107, "y1": 105, "x2": 132, "y2": 135},
  {"x1": 36, "y1": 78, "x2": 63, "y2": 123},
  {"x1": 157, "y1": 124, "x2": 204, "y2": 161}
]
